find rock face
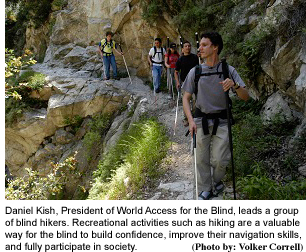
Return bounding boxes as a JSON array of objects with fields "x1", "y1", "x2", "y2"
[
  {"x1": 39, "y1": 0, "x2": 179, "y2": 77},
  {"x1": 24, "y1": 0, "x2": 306, "y2": 116},
  {"x1": 7, "y1": 0, "x2": 306, "y2": 198},
  {"x1": 5, "y1": 64, "x2": 131, "y2": 177}
]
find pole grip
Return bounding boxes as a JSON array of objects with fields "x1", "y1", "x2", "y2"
[
  {"x1": 167, "y1": 37, "x2": 170, "y2": 48},
  {"x1": 119, "y1": 43, "x2": 123, "y2": 53},
  {"x1": 193, "y1": 132, "x2": 196, "y2": 149},
  {"x1": 180, "y1": 36, "x2": 183, "y2": 52},
  {"x1": 195, "y1": 32, "x2": 199, "y2": 51}
]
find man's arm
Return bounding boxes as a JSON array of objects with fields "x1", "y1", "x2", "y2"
[
  {"x1": 97, "y1": 45, "x2": 103, "y2": 58},
  {"x1": 183, "y1": 91, "x2": 197, "y2": 137},
  {"x1": 174, "y1": 70, "x2": 180, "y2": 89},
  {"x1": 165, "y1": 56, "x2": 170, "y2": 68},
  {"x1": 148, "y1": 54, "x2": 152, "y2": 67},
  {"x1": 220, "y1": 78, "x2": 249, "y2": 101}
]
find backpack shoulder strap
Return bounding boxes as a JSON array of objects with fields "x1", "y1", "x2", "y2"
[
  {"x1": 194, "y1": 64, "x2": 202, "y2": 96},
  {"x1": 101, "y1": 38, "x2": 108, "y2": 52},
  {"x1": 153, "y1": 46, "x2": 157, "y2": 58}
]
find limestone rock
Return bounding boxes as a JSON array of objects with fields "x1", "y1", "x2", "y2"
[{"x1": 261, "y1": 91, "x2": 294, "y2": 124}]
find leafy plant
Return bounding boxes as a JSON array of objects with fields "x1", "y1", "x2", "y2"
[
  {"x1": 63, "y1": 115, "x2": 84, "y2": 134},
  {"x1": 5, "y1": 48, "x2": 37, "y2": 100},
  {"x1": 237, "y1": 163, "x2": 306, "y2": 200},
  {"x1": 5, "y1": 154, "x2": 80, "y2": 200}
]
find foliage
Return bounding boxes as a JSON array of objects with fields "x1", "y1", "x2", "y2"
[
  {"x1": 52, "y1": 0, "x2": 68, "y2": 9},
  {"x1": 140, "y1": 0, "x2": 186, "y2": 24},
  {"x1": 5, "y1": 48, "x2": 37, "y2": 100},
  {"x1": 237, "y1": 163, "x2": 306, "y2": 200},
  {"x1": 63, "y1": 115, "x2": 84, "y2": 134},
  {"x1": 88, "y1": 117, "x2": 169, "y2": 200},
  {"x1": 231, "y1": 97, "x2": 298, "y2": 177},
  {"x1": 231, "y1": 97, "x2": 305, "y2": 199},
  {"x1": 5, "y1": 154, "x2": 80, "y2": 200},
  {"x1": 5, "y1": 49, "x2": 48, "y2": 126},
  {"x1": 236, "y1": 24, "x2": 275, "y2": 79},
  {"x1": 5, "y1": 0, "x2": 67, "y2": 54}
]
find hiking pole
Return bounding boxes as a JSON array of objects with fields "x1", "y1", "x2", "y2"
[
  {"x1": 167, "y1": 37, "x2": 170, "y2": 90},
  {"x1": 170, "y1": 70, "x2": 174, "y2": 100},
  {"x1": 221, "y1": 58, "x2": 237, "y2": 200},
  {"x1": 193, "y1": 131, "x2": 199, "y2": 200},
  {"x1": 173, "y1": 88, "x2": 180, "y2": 135},
  {"x1": 195, "y1": 32, "x2": 201, "y2": 64},
  {"x1": 180, "y1": 36, "x2": 183, "y2": 55},
  {"x1": 118, "y1": 44, "x2": 133, "y2": 87}
]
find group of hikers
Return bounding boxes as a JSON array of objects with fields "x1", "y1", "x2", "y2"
[{"x1": 98, "y1": 31, "x2": 249, "y2": 200}]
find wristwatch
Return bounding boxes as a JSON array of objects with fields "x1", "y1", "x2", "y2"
[{"x1": 234, "y1": 82, "x2": 240, "y2": 90}]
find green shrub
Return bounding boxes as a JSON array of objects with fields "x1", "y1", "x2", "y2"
[
  {"x1": 5, "y1": 154, "x2": 79, "y2": 200},
  {"x1": 82, "y1": 113, "x2": 112, "y2": 160},
  {"x1": 237, "y1": 163, "x2": 306, "y2": 200},
  {"x1": 231, "y1": 98, "x2": 298, "y2": 177},
  {"x1": 88, "y1": 117, "x2": 169, "y2": 200},
  {"x1": 63, "y1": 115, "x2": 84, "y2": 134},
  {"x1": 5, "y1": 50, "x2": 47, "y2": 126}
]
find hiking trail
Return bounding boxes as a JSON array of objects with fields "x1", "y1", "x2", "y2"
[{"x1": 144, "y1": 92, "x2": 234, "y2": 200}]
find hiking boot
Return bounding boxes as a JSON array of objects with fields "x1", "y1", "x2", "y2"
[
  {"x1": 114, "y1": 77, "x2": 120, "y2": 80},
  {"x1": 198, "y1": 190, "x2": 213, "y2": 200},
  {"x1": 214, "y1": 181, "x2": 225, "y2": 195}
]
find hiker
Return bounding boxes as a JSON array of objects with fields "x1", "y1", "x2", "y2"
[
  {"x1": 174, "y1": 41, "x2": 199, "y2": 126},
  {"x1": 182, "y1": 32, "x2": 249, "y2": 200},
  {"x1": 98, "y1": 31, "x2": 123, "y2": 80},
  {"x1": 148, "y1": 38, "x2": 166, "y2": 93},
  {"x1": 174, "y1": 41, "x2": 199, "y2": 91},
  {"x1": 165, "y1": 42, "x2": 180, "y2": 98}
]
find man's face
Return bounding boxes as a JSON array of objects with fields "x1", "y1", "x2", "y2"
[
  {"x1": 155, "y1": 40, "x2": 161, "y2": 48},
  {"x1": 106, "y1": 35, "x2": 112, "y2": 41},
  {"x1": 199, "y1": 37, "x2": 217, "y2": 59},
  {"x1": 183, "y1": 43, "x2": 191, "y2": 54}
]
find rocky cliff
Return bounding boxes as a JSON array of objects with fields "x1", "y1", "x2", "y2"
[
  {"x1": 24, "y1": 0, "x2": 305, "y2": 114},
  {"x1": 6, "y1": 0, "x2": 306, "y2": 198}
]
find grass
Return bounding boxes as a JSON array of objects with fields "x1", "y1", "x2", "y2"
[{"x1": 88, "y1": 117, "x2": 169, "y2": 200}]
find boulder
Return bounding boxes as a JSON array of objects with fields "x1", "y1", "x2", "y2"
[
  {"x1": 261, "y1": 91, "x2": 294, "y2": 124},
  {"x1": 298, "y1": 165, "x2": 306, "y2": 177}
]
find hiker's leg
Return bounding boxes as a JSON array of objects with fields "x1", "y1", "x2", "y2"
[
  {"x1": 211, "y1": 124, "x2": 230, "y2": 184},
  {"x1": 152, "y1": 65, "x2": 159, "y2": 91},
  {"x1": 169, "y1": 68, "x2": 175, "y2": 95},
  {"x1": 196, "y1": 127, "x2": 212, "y2": 192},
  {"x1": 110, "y1": 55, "x2": 117, "y2": 78},
  {"x1": 103, "y1": 56, "x2": 111, "y2": 79},
  {"x1": 157, "y1": 66, "x2": 162, "y2": 90}
]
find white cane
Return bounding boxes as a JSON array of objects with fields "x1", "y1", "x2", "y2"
[
  {"x1": 173, "y1": 89, "x2": 180, "y2": 136},
  {"x1": 169, "y1": 70, "x2": 175, "y2": 100},
  {"x1": 193, "y1": 132, "x2": 198, "y2": 200},
  {"x1": 119, "y1": 44, "x2": 132, "y2": 87}
]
